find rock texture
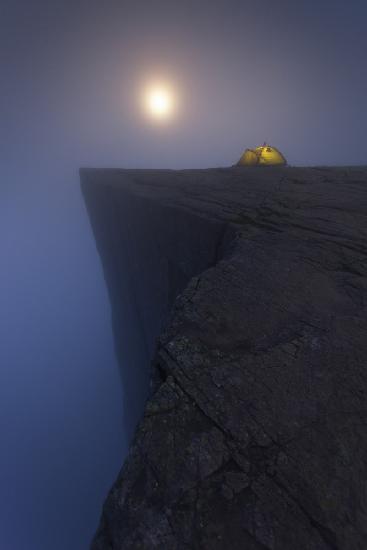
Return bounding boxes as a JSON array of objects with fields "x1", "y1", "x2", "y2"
[{"x1": 81, "y1": 166, "x2": 367, "y2": 550}]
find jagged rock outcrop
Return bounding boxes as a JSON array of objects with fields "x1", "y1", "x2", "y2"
[{"x1": 81, "y1": 166, "x2": 367, "y2": 549}]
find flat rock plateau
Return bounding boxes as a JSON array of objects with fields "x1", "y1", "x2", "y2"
[{"x1": 81, "y1": 166, "x2": 367, "y2": 550}]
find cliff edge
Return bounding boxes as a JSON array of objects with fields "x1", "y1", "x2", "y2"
[{"x1": 81, "y1": 166, "x2": 367, "y2": 549}]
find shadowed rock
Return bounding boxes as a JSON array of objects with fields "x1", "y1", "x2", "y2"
[{"x1": 81, "y1": 165, "x2": 367, "y2": 549}]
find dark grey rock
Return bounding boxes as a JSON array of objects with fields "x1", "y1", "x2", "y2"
[{"x1": 81, "y1": 166, "x2": 367, "y2": 549}]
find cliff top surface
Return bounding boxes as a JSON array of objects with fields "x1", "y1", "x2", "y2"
[
  {"x1": 81, "y1": 164, "x2": 366, "y2": 222},
  {"x1": 82, "y1": 166, "x2": 367, "y2": 550}
]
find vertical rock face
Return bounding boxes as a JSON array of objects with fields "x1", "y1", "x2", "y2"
[
  {"x1": 81, "y1": 167, "x2": 367, "y2": 550},
  {"x1": 81, "y1": 171, "x2": 235, "y2": 441}
]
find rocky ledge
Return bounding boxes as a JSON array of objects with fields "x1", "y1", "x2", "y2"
[{"x1": 81, "y1": 166, "x2": 367, "y2": 549}]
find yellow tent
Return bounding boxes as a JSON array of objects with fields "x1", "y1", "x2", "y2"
[{"x1": 237, "y1": 143, "x2": 287, "y2": 166}]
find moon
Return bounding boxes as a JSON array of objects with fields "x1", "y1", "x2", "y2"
[{"x1": 143, "y1": 83, "x2": 175, "y2": 121}]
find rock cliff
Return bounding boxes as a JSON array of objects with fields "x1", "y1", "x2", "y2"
[{"x1": 81, "y1": 166, "x2": 367, "y2": 549}]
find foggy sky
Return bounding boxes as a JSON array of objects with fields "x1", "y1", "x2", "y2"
[
  {"x1": 1, "y1": 1, "x2": 366, "y2": 549},
  {"x1": 2, "y1": 0, "x2": 367, "y2": 170}
]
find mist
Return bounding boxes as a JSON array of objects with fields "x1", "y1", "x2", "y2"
[{"x1": 1, "y1": 0, "x2": 366, "y2": 548}]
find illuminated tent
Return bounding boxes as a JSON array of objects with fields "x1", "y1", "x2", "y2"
[{"x1": 237, "y1": 143, "x2": 287, "y2": 166}]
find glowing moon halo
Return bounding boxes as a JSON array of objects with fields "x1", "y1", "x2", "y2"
[{"x1": 143, "y1": 84, "x2": 175, "y2": 121}]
